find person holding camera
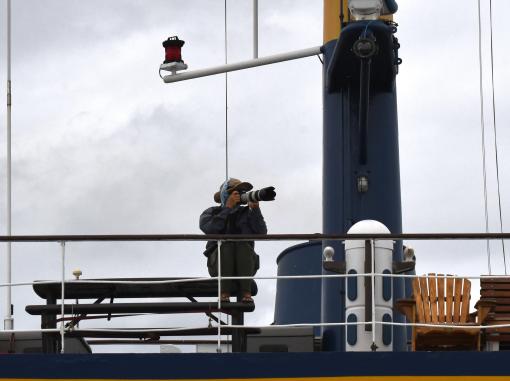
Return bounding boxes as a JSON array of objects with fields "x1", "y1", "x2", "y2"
[{"x1": 200, "y1": 178, "x2": 271, "y2": 303}]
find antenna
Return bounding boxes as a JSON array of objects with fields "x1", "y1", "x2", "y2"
[{"x1": 4, "y1": 0, "x2": 14, "y2": 331}]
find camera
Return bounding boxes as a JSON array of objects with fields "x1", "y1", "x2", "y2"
[{"x1": 239, "y1": 186, "x2": 276, "y2": 204}]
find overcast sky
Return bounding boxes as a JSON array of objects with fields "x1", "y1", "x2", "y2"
[{"x1": 0, "y1": 0, "x2": 509, "y2": 353}]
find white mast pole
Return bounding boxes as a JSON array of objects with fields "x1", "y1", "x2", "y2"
[
  {"x1": 253, "y1": 0, "x2": 258, "y2": 58},
  {"x1": 4, "y1": 0, "x2": 13, "y2": 331}
]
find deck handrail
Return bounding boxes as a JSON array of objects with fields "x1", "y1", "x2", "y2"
[
  {"x1": 0, "y1": 232, "x2": 509, "y2": 242},
  {"x1": 1, "y1": 234, "x2": 509, "y2": 353}
]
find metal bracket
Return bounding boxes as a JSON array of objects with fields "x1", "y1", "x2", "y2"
[
  {"x1": 392, "y1": 261, "x2": 415, "y2": 274},
  {"x1": 108, "y1": 297, "x2": 114, "y2": 321},
  {"x1": 323, "y1": 261, "x2": 346, "y2": 274},
  {"x1": 160, "y1": 61, "x2": 188, "y2": 75}
]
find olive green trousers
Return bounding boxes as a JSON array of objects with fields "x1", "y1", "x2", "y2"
[{"x1": 207, "y1": 242, "x2": 257, "y2": 295}]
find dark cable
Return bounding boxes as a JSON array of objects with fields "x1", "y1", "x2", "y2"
[
  {"x1": 477, "y1": 0, "x2": 491, "y2": 274},
  {"x1": 489, "y1": 0, "x2": 507, "y2": 274},
  {"x1": 225, "y1": 0, "x2": 229, "y2": 181}
]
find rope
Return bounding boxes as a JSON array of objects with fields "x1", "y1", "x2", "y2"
[
  {"x1": 477, "y1": 0, "x2": 491, "y2": 275},
  {"x1": 488, "y1": 0, "x2": 507, "y2": 275},
  {"x1": 224, "y1": 0, "x2": 229, "y2": 181}
]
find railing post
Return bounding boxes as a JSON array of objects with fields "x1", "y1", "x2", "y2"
[
  {"x1": 60, "y1": 241, "x2": 66, "y2": 354},
  {"x1": 4, "y1": 0, "x2": 14, "y2": 333},
  {"x1": 253, "y1": 0, "x2": 258, "y2": 58},
  {"x1": 217, "y1": 240, "x2": 222, "y2": 353},
  {"x1": 370, "y1": 239, "x2": 377, "y2": 351}
]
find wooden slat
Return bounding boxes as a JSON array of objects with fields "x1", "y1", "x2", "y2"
[
  {"x1": 460, "y1": 278, "x2": 471, "y2": 323},
  {"x1": 453, "y1": 277, "x2": 463, "y2": 323},
  {"x1": 413, "y1": 278, "x2": 425, "y2": 323},
  {"x1": 486, "y1": 327, "x2": 510, "y2": 333},
  {"x1": 480, "y1": 296, "x2": 510, "y2": 303},
  {"x1": 446, "y1": 275, "x2": 454, "y2": 323},
  {"x1": 428, "y1": 273, "x2": 438, "y2": 323},
  {"x1": 420, "y1": 276, "x2": 431, "y2": 323},
  {"x1": 481, "y1": 283, "x2": 510, "y2": 290},
  {"x1": 481, "y1": 290, "x2": 510, "y2": 298},
  {"x1": 479, "y1": 297, "x2": 510, "y2": 305},
  {"x1": 437, "y1": 274, "x2": 445, "y2": 323},
  {"x1": 481, "y1": 278, "x2": 510, "y2": 284},
  {"x1": 486, "y1": 315, "x2": 510, "y2": 321}
]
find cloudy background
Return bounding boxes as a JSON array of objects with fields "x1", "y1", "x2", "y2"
[{"x1": 0, "y1": 0, "x2": 508, "y2": 352}]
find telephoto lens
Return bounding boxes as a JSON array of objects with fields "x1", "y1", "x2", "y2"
[{"x1": 240, "y1": 186, "x2": 276, "y2": 204}]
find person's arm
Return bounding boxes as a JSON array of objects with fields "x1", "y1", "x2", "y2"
[
  {"x1": 199, "y1": 207, "x2": 231, "y2": 234},
  {"x1": 247, "y1": 202, "x2": 267, "y2": 234},
  {"x1": 199, "y1": 192, "x2": 241, "y2": 234}
]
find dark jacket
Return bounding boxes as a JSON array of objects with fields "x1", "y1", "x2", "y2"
[{"x1": 199, "y1": 205, "x2": 267, "y2": 256}]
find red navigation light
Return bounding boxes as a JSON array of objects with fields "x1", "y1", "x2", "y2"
[{"x1": 163, "y1": 36, "x2": 185, "y2": 64}]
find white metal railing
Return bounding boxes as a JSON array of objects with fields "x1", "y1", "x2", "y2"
[
  {"x1": 59, "y1": 241, "x2": 65, "y2": 354},
  {"x1": 1, "y1": 235, "x2": 509, "y2": 353},
  {"x1": 3, "y1": 272, "x2": 510, "y2": 289}
]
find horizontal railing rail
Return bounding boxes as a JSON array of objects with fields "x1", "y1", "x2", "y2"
[
  {"x1": 4, "y1": 320, "x2": 510, "y2": 335},
  {"x1": 3, "y1": 273, "x2": 510, "y2": 289},
  {"x1": 0, "y1": 232, "x2": 509, "y2": 242}
]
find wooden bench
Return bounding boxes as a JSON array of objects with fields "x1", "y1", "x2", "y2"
[
  {"x1": 396, "y1": 274, "x2": 492, "y2": 351},
  {"x1": 27, "y1": 278, "x2": 258, "y2": 353},
  {"x1": 477, "y1": 277, "x2": 510, "y2": 350}
]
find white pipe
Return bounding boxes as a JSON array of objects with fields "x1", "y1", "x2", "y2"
[
  {"x1": 253, "y1": 0, "x2": 258, "y2": 58},
  {"x1": 60, "y1": 241, "x2": 66, "y2": 353},
  {"x1": 4, "y1": 0, "x2": 13, "y2": 332},
  {"x1": 217, "y1": 241, "x2": 222, "y2": 353},
  {"x1": 163, "y1": 46, "x2": 322, "y2": 83},
  {"x1": 370, "y1": 240, "x2": 376, "y2": 349},
  {"x1": 5, "y1": 318, "x2": 510, "y2": 336},
  {"x1": 2, "y1": 329, "x2": 61, "y2": 334},
  {"x1": 2, "y1": 272, "x2": 510, "y2": 289}
]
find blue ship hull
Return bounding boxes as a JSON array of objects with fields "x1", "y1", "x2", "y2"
[{"x1": 1, "y1": 352, "x2": 510, "y2": 380}]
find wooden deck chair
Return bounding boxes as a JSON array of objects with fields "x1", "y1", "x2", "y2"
[{"x1": 396, "y1": 274, "x2": 493, "y2": 351}]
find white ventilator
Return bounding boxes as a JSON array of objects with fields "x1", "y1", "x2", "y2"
[
  {"x1": 344, "y1": 220, "x2": 394, "y2": 351},
  {"x1": 348, "y1": 0, "x2": 384, "y2": 20}
]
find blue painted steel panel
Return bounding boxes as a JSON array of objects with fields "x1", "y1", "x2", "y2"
[
  {"x1": 322, "y1": 40, "x2": 347, "y2": 352},
  {"x1": 274, "y1": 242, "x2": 322, "y2": 332},
  {"x1": 1, "y1": 352, "x2": 510, "y2": 378}
]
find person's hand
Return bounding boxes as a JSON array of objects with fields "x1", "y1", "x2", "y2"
[
  {"x1": 226, "y1": 191, "x2": 240, "y2": 208},
  {"x1": 249, "y1": 201, "x2": 259, "y2": 209}
]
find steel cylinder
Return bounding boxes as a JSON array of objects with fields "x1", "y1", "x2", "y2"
[
  {"x1": 274, "y1": 242, "x2": 323, "y2": 332},
  {"x1": 344, "y1": 220, "x2": 394, "y2": 351}
]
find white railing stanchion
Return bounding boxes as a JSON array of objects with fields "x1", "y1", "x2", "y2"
[
  {"x1": 4, "y1": 0, "x2": 14, "y2": 332},
  {"x1": 253, "y1": 0, "x2": 258, "y2": 58},
  {"x1": 60, "y1": 241, "x2": 66, "y2": 354},
  {"x1": 370, "y1": 239, "x2": 376, "y2": 351},
  {"x1": 217, "y1": 240, "x2": 222, "y2": 353}
]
